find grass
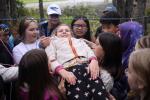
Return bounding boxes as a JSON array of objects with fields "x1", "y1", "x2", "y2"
[{"x1": 19, "y1": 0, "x2": 65, "y2": 4}]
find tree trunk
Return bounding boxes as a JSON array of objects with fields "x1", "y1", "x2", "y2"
[
  {"x1": 0, "y1": 0, "x2": 9, "y2": 23},
  {"x1": 10, "y1": 0, "x2": 17, "y2": 18},
  {"x1": 114, "y1": 0, "x2": 147, "y2": 33},
  {"x1": 125, "y1": 0, "x2": 134, "y2": 18},
  {"x1": 39, "y1": 0, "x2": 44, "y2": 22},
  {"x1": 113, "y1": 0, "x2": 134, "y2": 22},
  {"x1": 135, "y1": 0, "x2": 147, "y2": 33},
  {"x1": 113, "y1": 0, "x2": 125, "y2": 17}
]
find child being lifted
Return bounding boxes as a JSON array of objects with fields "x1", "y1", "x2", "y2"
[{"x1": 45, "y1": 24, "x2": 108, "y2": 100}]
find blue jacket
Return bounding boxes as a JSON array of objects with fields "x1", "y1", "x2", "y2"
[{"x1": 39, "y1": 21, "x2": 54, "y2": 37}]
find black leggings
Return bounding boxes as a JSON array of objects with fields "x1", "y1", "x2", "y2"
[{"x1": 65, "y1": 64, "x2": 108, "y2": 100}]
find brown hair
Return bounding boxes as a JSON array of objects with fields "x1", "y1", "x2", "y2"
[
  {"x1": 135, "y1": 36, "x2": 150, "y2": 50},
  {"x1": 18, "y1": 17, "x2": 37, "y2": 40},
  {"x1": 18, "y1": 49, "x2": 65, "y2": 100},
  {"x1": 129, "y1": 49, "x2": 150, "y2": 100}
]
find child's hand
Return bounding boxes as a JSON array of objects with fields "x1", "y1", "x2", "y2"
[
  {"x1": 58, "y1": 69, "x2": 77, "y2": 85},
  {"x1": 108, "y1": 93, "x2": 116, "y2": 100},
  {"x1": 87, "y1": 60, "x2": 100, "y2": 80},
  {"x1": 58, "y1": 78, "x2": 66, "y2": 94},
  {"x1": 39, "y1": 36, "x2": 50, "y2": 48},
  {"x1": 82, "y1": 39, "x2": 96, "y2": 49}
]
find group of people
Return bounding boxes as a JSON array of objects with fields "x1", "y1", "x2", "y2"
[{"x1": 0, "y1": 3, "x2": 150, "y2": 100}]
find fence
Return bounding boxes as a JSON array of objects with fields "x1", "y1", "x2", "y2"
[{"x1": 0, "y1": 16, "x2": 150, "y2": 36}]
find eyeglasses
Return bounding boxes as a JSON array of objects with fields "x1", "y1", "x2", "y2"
[{"x1": 73, "y1": 24, "x2": 87, "y2": 28}]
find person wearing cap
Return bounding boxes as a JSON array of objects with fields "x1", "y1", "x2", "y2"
[
  {"x1": 95, "y1": 4, "x2": 118, "y2": 39},
  {"x1": 0, "y1": 23, "x2": 16, "y2": 100},
  {"x1": 0, "y1": 24, "x2": 14, "y2": 67},
  {"x1": 103, "y1": 4, "x2": 117, "y2": 14},
  {"x1": 100, "y1": 11, "x2": 121, "y2": 35},
  {"x1": 39, "y1": 4, "x2": 62, "y2": 48},
  {"x1": 39, "y1": 4, "x2": 62, "y2": 37}
]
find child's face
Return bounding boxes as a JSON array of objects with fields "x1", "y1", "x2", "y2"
[
  {"x1": 94, "y1": 38, "x2": 104, "y2": 60},
  {"x1": 72, "y1": 19, "x2": 87, "y2": 38},
  {"x1": 102, "y1": 24, "x2": 118, "y2": 35},
  {"x1": 56, "y1": 25, "x2": 72, "y2": 38},
  {"x1": 127, "y1": 64, "x2": 144, "y2": 92},
  {"x1": 25, "y1": 22, "x2": 39, "y2": 43}
]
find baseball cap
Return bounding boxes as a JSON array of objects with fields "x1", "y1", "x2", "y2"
[
  {"x1": 0, "y1": 24, "x2": 9, "y2": 33},
  {"x1": 103, "y1": 4, "x2": 117, "y2": 13},
  {"x1": 47, "y1": 4, "x2": 61, "y2": 15}
]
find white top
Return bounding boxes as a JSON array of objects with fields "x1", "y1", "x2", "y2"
[
  {"x1": 0, "y1": 64, "x2": 18, "y2": 82},
  {"x1": 13, "y1": 40, "x2": 40, "y2": 65},
  {"x1": 45, "y1": 37, "x2": 96, "y2": 72},
  {"x1": 101, "y1": 69, "x2": 114, "y2": 92}
]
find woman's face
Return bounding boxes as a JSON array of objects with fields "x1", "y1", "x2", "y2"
[
  {"x1": 94, "y1": 38, "x2": 104, "y2": 60},
  {"x1": 56, "y1": 25, "x2": 72, "y2": 38},
  {"x1": 48, "y1": 14, "x2": 60, "y2": 26},
  {"x1": 24, "y1": 22, "x2": 39, "y2": 43},
  {"x1": 73, "y1": 19, "x2": 87, "y2": 38}
]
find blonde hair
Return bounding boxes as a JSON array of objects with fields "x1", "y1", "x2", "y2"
[
  {"x1": 129, "y1": 49, "x2": 150, "y2": 99},
  {"x1": 51, "y1": 24, "x2": 73, "y2": 37},
  {"x1": 135, "y1": 36, "x2": 150, "y2": 50}
]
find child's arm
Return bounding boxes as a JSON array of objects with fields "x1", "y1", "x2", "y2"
[
  {"x1": 45, "y1": 41, "x2": 76, "y2": 85},
  {"x1": 39, "y1": 36, "x2": 50, "y2": 48},
  {"x1": 88, "y1": 58, "x2": 100, "y2": 80},
  {"x1": 82, "y1": 39, "x2": 96, "y2": 49},
  {"x1": 81, "y1": 40, "x2": 100, "y2": 80}
]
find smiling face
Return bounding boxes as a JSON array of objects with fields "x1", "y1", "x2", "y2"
[
  {"x1": 55, "y1": 25, "x2": 72, "y2": 38},
  {"x1": 24, "y1": 22, "x2": 39, "y2": 43},
  {"x1": 48, "y1": 14, "x2": 60, "y2": 26},
  {"x1": 72, "y1": 19, "x2": 87, "y2": 38}
]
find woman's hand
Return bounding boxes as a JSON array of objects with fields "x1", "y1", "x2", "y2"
[
  {"x1": 87, "y1": 59, "x2": 100, "y2": 80},
  {"x1": 58, "y1": 69, "x2": 77, "y2": 85}
]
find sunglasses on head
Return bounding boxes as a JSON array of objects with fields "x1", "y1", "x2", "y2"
[{"x1": 25, "y1": 17, "x2": 37, "y2": 24}]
